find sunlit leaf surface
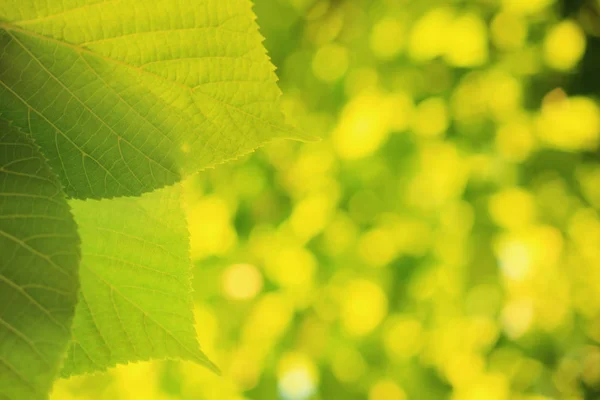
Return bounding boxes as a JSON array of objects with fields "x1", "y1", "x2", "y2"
[
  {"x1": 0, "y1": 0, "x2": 299, "y2": 199},
  {"x1": 62, "y1": 185, "x2": 217, "y2": 376}
]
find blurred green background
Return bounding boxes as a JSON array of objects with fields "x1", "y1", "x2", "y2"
[{"x1": 53, "y1": 0, "x2": 600, "y2": 399}]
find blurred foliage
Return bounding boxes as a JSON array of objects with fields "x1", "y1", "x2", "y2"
[{"x1": 53, "y1": 0, "x2": 600, "y2": 399}]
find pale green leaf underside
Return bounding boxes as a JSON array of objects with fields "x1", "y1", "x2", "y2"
[
  {"x1": 0, "y1": 119, "x2": 79, "y2": 400},
  {"x1": 0, "y1": 0, "x2": 301, "y2": 199},
  {"x1": 61, "y1": 185, "x2": 217, "y2": 377}
]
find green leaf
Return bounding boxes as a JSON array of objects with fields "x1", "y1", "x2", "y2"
[
  {"x1": 0, "y1": 119, "x2": 80, "y2": 400},
  {"x1": 0, "y1": 0, "x2": 304, "y2": 199},
  {"x1": 61, "y1": 185, "x2": 217, "y2": 376}
]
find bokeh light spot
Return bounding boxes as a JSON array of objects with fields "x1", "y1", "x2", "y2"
[
  {"x1": 187, "y1": 196, "x2": 237, "y2": 260},
  {"x1": 333, "y1": 94, "x2": 393, "y2": 160},
  {"x1": 491, "y1": 12, "x2": 528, "y2": 50},
  {"x1": 370, "y1": 18, "x2": 405, "y2": 60},
  {"x1": 341, "y1": 280, "x2": 388, "y2": 337},
  {"x1": 444, "y1": 13, "x2": 489, "y2": 67},
  {"x1": 489, "y1": 187, "x2": 536, "y2": 230},
  {"x1": 408, "y1": 7, "x2": 454, "y2": 62},
  {"x1": 383, "y1": 316, "x2": 424, "y2": 360},
  {"x1": 369, "y1": 379, "x2": 407, "y2": 400},
  {"x1": 222, "y1": 263, "x2": 264, "y2": 301},
  {"x1": 277, "y1": 353, "x2": 319, "y2": 400},
  {"x1": 536, "y1": 94, "x2": 600, "y2": 151},
  {"x1": 412, "y1": 97, "x2": 449, "y2": 137},
  {"x1": 543, "y1": 21, "x2": 586, "y2": 71},
  {"x1": 312, "y1": 43, "x2": 350, "y2": 82}
]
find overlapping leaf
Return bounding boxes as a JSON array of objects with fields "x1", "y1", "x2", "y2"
[
  {"x1": 0, "y1": 119, "x2": 80, "y2": 400},
  {"x1": 61, "y1": 185, "x2": 216, "y2": 376},
  {"x1": 0, "y1": 0, "x2": 303, "y2": 199},
  {"x1": 0, "y1": 0, "x2": 296, "y2": 394}
]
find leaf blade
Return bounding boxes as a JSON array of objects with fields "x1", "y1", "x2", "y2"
[
  {"x1": 0, "y1": 119, "x2": 80, "y2": 400},
  {"x1": 62, "y1": 185, "x2": 217, "y2": 376},
  {"x1": 0, "y1": 0, "x2": 298, "y2": 199}
]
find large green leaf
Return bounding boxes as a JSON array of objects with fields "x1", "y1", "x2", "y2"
[
  {"x1": 0, "y1": 119, "x2": 80, "y2": 400},
  {"x1": 61, "y1": 185, "x2": 217, "y2": 376},
  {"x1": 0, "y1": 0, "x2": 302, "y2": 199}
]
